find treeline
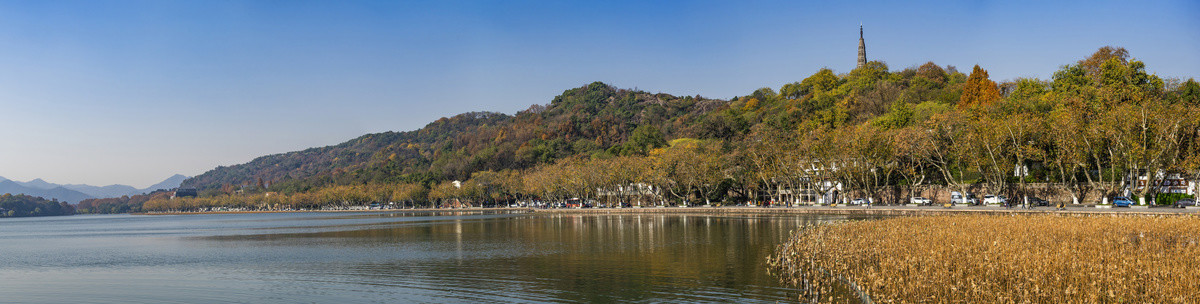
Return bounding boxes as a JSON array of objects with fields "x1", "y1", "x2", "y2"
[
  {"x1": 121, "y1": 46, "x2": 1200, "y2": 212},
  {"x1": 0, "y1": 193, "x2": 75, "y2": 217},
  {"x1": 75, "y1": 191, "x2": 172, "y2": 214}
]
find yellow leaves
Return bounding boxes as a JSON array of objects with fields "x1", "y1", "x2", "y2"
[
  {"x1": 742, "y1": 98, "x2": 761, "y2": 112},
  {"x1": 493, "y1": 129, "x2": 507, "y2": 143},
  {"x1": 667, "y1": 138, "x2": 700, "y2": 148}
]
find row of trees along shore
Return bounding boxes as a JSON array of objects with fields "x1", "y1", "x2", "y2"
[
  {"x1": 106, "y1": 46, "x2": 1200, "y2": 212},
  {"x1": 0, "y1": 194, "x2": 75, "y2": 217}
]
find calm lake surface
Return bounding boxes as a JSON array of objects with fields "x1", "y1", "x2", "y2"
[{"x1": 0, "y1": 211, "x2": 867, "y2": 303}]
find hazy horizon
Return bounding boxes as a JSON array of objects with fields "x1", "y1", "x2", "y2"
[{"x1": 1, "y1": 0, "x2": 1197, "y2": 188}]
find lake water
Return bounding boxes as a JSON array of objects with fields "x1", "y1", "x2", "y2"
[{"x1": 0, "y1": 211, "x2": 864, "y2": 303}]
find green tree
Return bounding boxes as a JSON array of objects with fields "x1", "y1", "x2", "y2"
[
  {"x1": 614, "y1": 125, "x2": 667, "y2": 156},
  {"x1": 1177, "y1": 78, "x2": 1200, "y2": 104}
]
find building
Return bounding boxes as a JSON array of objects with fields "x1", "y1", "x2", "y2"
[
  {"x1": 172, "y1": 188, "x2": 198, "y2": 199},
  {"x1": 857, "y1": 24, "x2": 867, "y2": 68},
  {"x1": 1133, "y1": 172, "x2": 1190, "y2": 195},
  {"x1": 596, "y1": 183, "x2": 662, "y2": 206}
]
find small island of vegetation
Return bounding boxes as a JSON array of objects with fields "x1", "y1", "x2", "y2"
[{"x1": 0, "y1": 193, "x2": 76, "y2": 217}]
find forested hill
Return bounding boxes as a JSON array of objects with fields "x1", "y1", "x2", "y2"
[
  {"x1": 180, "y1": 47, "x2": 1200, "y2": 204},
  {"x1": 183, "y1": 82, "x2": 726, "y2": 193}
]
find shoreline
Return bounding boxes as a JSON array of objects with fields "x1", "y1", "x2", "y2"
[
  {"x1": 132, "y1": 207, "x2": 534, "y2": 215},
  {"x1": 132, "y1": 205, "x2": 1198, "y2": 217}
]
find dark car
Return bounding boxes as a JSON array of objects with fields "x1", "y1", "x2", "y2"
[
  {"x1": 1028, "y1": 197, "x2": 1049, "y2": 207},
  {"x1": 1174, "y1": 198, "x2": 1196, "y2": 208}
]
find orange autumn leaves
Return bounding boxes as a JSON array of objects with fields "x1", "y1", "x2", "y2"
[{"x1": 959, "y1": 65, "x2": 1001, "y2": 109}]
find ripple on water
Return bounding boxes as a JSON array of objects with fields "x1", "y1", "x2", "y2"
[{"x1": 0, "y1": 212, "x2": 844, "y2": 303}]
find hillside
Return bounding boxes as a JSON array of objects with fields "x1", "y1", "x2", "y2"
[
  {"x1": 183, "y1": 82, "x2": 725, "y2": 193},
  {"x1": 0, "y1": 180, "x2": 93, "y2": 203},
  {"x1": 140, "y1": 47, "x2": 1200, "y2": 213}
]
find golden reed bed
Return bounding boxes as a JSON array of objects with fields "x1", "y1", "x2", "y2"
[{"x1": 767, "y1": 215, "x2": 1200, "y2": 303}]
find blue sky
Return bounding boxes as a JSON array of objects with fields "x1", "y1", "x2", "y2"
[{"x1": 0, "y1": 0, "x2": 1197, "y2": 188}]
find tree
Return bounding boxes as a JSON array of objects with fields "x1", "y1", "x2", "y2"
[
  {"x1": 782, "y1": 68, "x2": 842, "y2": 100},
  {"x1": 838, "y1": 124, "x2": 898, "y2": 205},
  {"x1": 1078, "y1": 46, "x2": 1130, "y2": 80},
  {"x1": 924, "y1": 110, "x2": 974, "y2": 204},
  {"x1": 615, "y1": 125, "x2": 668, "y2": 156},
  {"x1": 916, "y1": 62, "x2": 948, "y2": 83},
  {"x1": 744, "y1": 125, "x2": 789, "y2": 205},
  {"x1": 997, "y1": 112, "x2": 1045, "y2": 207},
  {"x1": 892, "y1": 126, "x2": 934, "y2": 204},
  {"x1": 965, "y1": 115, "x2": 1013, "y2": 198},
  {"x1": 1045, "y1": 104, "x2": 1091, "y2": 205},
  {"x1": 797, "y1": 126, "x2": 844, "y2": 205},
  {"x1": 959, "y1": 65, "x2": 1000, "y2": 109},
  {"x1": 1177, "y1": 78, "x2": 1200, "y2": 104},
  {"x1": 650, "y1": 139, "x2": 725, "y2": 206}
]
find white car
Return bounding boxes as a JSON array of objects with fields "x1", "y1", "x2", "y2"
[
  {"x1": 951, "y1": 192, "x2": 978, "y2": 205},
  {"x1": 983, "y1": 195, "x2": 1007, "y2": 205},
  {"x1": 909, "y1": 197, "x2": 932, "y2": 205},
  {"x1": 850, "y1": 198, "x2": 867, "y2": 205}
]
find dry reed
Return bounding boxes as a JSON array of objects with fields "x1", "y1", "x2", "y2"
[{"x1": 767, "y1": 214, "x2": 1200, "y2": 303}]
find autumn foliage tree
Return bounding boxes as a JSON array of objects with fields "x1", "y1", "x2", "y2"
[{"x1": 959, "y1": 65, "x2": 1001, "y2": 109}]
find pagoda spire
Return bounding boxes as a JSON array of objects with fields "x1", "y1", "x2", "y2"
[{"x1": 857, "y1": 24, "x2": 867, "y2": 68}]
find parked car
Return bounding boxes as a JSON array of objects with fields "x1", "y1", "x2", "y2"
[
  {"x1": 951, "y1": 192, "x2": 978, "y2": 205},
  {"x1": 850, "y1": 198, "x2": 867, "y2": 205},
  {"x1": 983, "y1": 195, "x2": 1008, "y2": 205},
  {"x1": 1174, "y1": 198, "x2": 1196, "y2": 208},
  {"x1": 909, "y1": 197, "x2": 932, "y2": 205},
  {"x1": 1112, "y1": 196, "x2": 1134, "y2": 207},
  {"x1": 1028, "y1": 197, "x2": 1049, "y2": 207}
]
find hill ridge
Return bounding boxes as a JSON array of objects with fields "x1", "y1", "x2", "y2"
[{"x1": 182, "y1": 82, "x2": 722, "y2": 192}]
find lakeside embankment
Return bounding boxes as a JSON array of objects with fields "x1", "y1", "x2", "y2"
[
  {"x1": 137, "y1": 205, "x2": 1200, "y2": 216},
  {"x1": 135, "y1": 207, "x2": 535, "y2": 215}
]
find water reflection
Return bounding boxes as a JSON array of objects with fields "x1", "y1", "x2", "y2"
[
  {"x1": 194, "y1": 212, "x2": 867, "y2": 303},
  {"x1": 0, "y1": 212, "x2": 870, "y2": 303}
]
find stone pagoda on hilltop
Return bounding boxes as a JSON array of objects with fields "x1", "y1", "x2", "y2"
[{"x1": 857, "y1": 24, "x2": 867, "y2": 68}]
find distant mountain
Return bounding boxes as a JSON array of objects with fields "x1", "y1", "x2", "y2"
[
  {"x1": 19, "y1": 178, "x2": 58, "y2": 190},
  {"x1": 0, "y1": 174, "x2": 189, "y2": 201},
  {"x1": 62, "y1": 184, "x2": 141, "y2": 199},
  {"x1": 0, "y1": 180, "x2": 94, "y2": 203},
  {"x1": 141, "y1": 174, "x2": 189, "y2": 193}
]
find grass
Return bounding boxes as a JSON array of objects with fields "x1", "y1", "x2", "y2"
[{"x1": 767, "y1": 214, "x2": 1200, "y2": 303}]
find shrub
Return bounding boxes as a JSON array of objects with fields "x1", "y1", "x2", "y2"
[{"x1": 1156, "y1": 193, "x2": 1194, "y2": 206}]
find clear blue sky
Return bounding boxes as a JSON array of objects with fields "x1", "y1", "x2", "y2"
[{"x1": 0, "y1": 0, "x2": 1196, "y2": 188}]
